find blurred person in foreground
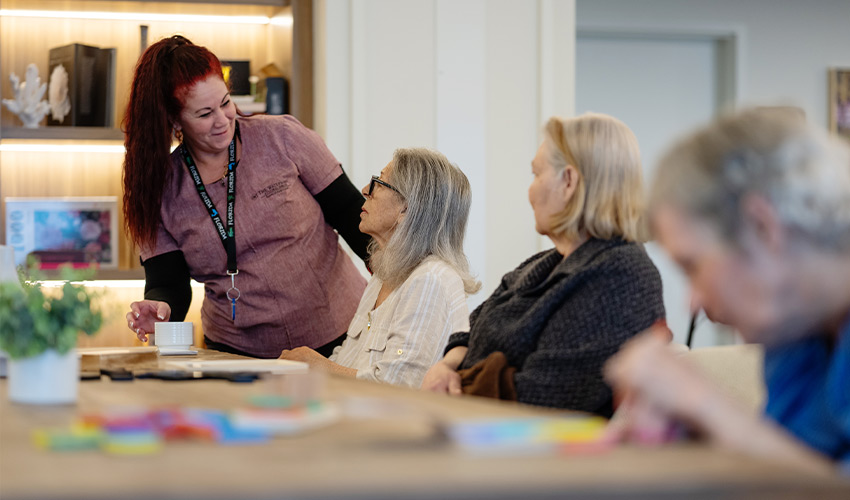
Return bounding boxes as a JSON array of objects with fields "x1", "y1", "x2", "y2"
[
  {"x1": 605, "y1": 108, "x2": 850, "y2": 475},
  {"x1": 281, "y1": 149, "x2": 479, "y2": 388},
  {"x1": 422, "y1": 113, "x2": 665, "y2": 416}
]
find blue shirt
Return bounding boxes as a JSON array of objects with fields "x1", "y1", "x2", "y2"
[{"x1": 763, "y1": 319, "x2": 850, "y2": 465}]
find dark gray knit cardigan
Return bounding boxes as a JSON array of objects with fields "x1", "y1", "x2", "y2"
[{"x1": 445, "y1": 237, "x2": 665, "y2": 417}]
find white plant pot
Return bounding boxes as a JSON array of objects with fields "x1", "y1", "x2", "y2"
[{"x1": 8, "y1": 348, "x2": 79, "y2": 404}]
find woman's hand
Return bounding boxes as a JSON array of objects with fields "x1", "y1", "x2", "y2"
[
  {"x1": 604, "y1": 327, "x2": 714, "y2": 426},
  {"x1": 605, "y1": 328, "x2": 835, "y2": 475},
  {"x1": 422, "y1": 346, "x2": 467, "y2": 395},
  {"x1": 280, "y1": 347, "x2": 357, "y2": 378},
  {"x1": 421, "y1": 360, "x2": 463, "y2": 395},
  {"x1": 605, "y1": 393, "x2": 683, "y2": 446},
  {"x1": 126, "y1": 300, "x2": 171, "y2": 342},
  {"x1": 279, "y1": 346, "x2": 328, "y2": 365},
  {"x1": 605, "y1": 326, "x2": 752, "y2": 447}
]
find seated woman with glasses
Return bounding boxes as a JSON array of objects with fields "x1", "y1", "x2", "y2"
[{"x1": 279, "y1": 148, "x2": 480, "y2": 388}]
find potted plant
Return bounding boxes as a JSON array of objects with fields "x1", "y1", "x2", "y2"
[{"x1": 0, "y1": 268, "x2": 103, "y2": 404}]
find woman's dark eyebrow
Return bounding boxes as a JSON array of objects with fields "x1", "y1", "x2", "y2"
[{"x1": 193, "y1": 93, "x2": 231, "y2": 115}]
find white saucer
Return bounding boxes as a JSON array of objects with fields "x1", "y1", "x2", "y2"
[{"x1": 157, "y1": 346, "x2": 198, "y2": 356}]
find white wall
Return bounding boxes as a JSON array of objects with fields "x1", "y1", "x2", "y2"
[
  {"x1": 576, "y1": 0, "x2": 850, "y2": 128},
  {"x1": 314, "y1": 0, "x2": 576, "y2": 307},
  {"x1": 575, "y1": 0, "x2": 850, "y2": 346},
  {"x1": 575, "y1": 35, "x2": 728, "y2": 347}
]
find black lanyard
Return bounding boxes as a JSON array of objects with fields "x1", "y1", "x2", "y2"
[{"x1": 181, "y1": 121, "x2": 241, "y2": 320}]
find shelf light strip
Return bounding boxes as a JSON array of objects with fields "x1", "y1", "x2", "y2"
[
  {"x1": 38, "y1": 280, "x2": 205, "y2": 289},
  {"x1": 37, "y1": 280, "x2": 145, "y2": 289},
  {"x1": 0, "y1": 144, "x2": 126, "y2": 153},
  {"x1": 0, "y1": 10, "x2": 293, "y2": 26}
]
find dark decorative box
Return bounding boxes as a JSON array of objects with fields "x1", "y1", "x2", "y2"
[{"x1": 47, "y1": 43, "x2": 115, "y2": 127}]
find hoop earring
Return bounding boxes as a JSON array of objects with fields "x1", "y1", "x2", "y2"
[{"x1": 174, "y1": 129, "x2": 183, "y2": 143}]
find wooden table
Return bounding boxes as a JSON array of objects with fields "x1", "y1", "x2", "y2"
[{"x1": 1, "y1": 349, "x2": 848, "y2": 499}]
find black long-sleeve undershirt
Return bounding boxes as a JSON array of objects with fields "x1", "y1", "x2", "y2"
[
  {"x1": 143, "y1": 250, "x2": 192, "y2": 320},
  {"x1": 142, "y1": 171, "x2": 370, "y2": 320},
  {"x1": 314, "y1": 172, "x2": 371, "y2": 261}
]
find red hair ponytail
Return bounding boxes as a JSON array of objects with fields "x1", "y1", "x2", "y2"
[{"x1": 122, "y1": 35, "x2": 223, "y2": 250}]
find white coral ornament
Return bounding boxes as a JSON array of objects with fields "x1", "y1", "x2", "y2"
[
  {"x1": 48, "y1": 64, "x2": 71, "y2": 123},
  {"x1": 2, "y1": 64, "x2": 50, "y2": 128}
]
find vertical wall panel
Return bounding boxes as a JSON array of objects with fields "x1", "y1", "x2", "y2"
[
  {"x1": 359, "y1": 0, "x2": 437, "y2": 181},
  {"x1": 435, "y1": 0, "x2": 487, "y2": 300},
  {"x1": 482, "y1": 0, "x2": 543, "y2": 298},
  {"x1": 315, "y1": 0, "x2": 576, "y2": 302}
]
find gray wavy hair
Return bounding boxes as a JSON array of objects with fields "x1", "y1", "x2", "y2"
[
  {"x1": 369, "y1": 148, "x2": 481, "y2": 294},
  {"x1": 650, "y1": 107, "x2": 850, "y2": 251}
]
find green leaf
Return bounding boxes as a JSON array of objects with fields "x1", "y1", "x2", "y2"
[{"x1": 0, "y1": 267, "x2": 103, "y2": 359}]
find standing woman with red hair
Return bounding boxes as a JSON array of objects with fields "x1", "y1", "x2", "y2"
[{"x1": 122, "y1": 35, "x2": 368, "y2": 358}]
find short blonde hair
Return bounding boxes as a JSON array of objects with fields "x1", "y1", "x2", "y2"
[{"x1": 544, "y1": 113, "x2": 645, "y2": 242}]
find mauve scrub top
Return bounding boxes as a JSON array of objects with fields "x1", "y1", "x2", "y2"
[{"x1": 141, "y1": 114, "x2": 366, "y2": 358}]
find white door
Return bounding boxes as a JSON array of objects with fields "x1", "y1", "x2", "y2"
[{"x1": 576, "y1": 34, "x2": 735, "y2": 348}]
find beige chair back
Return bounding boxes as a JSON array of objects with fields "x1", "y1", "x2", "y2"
[{"x1": 683, "y1": 344, "x2": 766, "y2": 414}]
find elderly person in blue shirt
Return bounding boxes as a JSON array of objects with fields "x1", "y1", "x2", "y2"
[{"x1": 606, "y1": 107, "x2": 850, "y2": 475}]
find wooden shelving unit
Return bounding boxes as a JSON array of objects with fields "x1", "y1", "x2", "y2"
[
  {"x1": 0, "y1": 127, "x2": 124, "y2": 141},
  {"x1": 0, "y1": 0, "x2": 311, "y2": 273},
  {"x1": 0, "y1": 0, "x2": 318, "y2": 349},
  {"x1": 37, "y1": 268, "x2": 145, "y2": 281}
]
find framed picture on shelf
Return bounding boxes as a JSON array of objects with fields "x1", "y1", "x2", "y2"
[
  {"x1": 4, "y1": 197, "x2": 119, "y2": 269},
  {"x1": 828, "y1": 67, "x2": 850, "y2": 141}
]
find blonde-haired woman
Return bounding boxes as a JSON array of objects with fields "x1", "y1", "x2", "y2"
[
  {"x1": 422, "y1": 113, "x2": 665, "y2": 416},
  {"x1": 281, "y1": 148, "x2": 479, "y2": 388}
]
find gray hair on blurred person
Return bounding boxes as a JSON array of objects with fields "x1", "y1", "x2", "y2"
[
  {"x1": 650, "y1": 107, "x2": 850, "y2": 252},
  {"x1": 369, "y1": 148, "x2": 481, "y2": 294}
]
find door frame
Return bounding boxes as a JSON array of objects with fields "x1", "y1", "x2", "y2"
[
  {"x1": 576, "y1": 23, "x2": 745, "y2": 113},
  {"x1": 574, "y1": 24, "x2": 745, "y2": 346}
]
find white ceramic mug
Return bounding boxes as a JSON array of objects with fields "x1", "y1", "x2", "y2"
[{"x1": 154, "y1": 322, "x2": 194, "y2": 349}]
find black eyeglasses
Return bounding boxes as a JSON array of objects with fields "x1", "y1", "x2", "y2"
[{"x1": 367, "y1": 175, "x2": 404, "y2": 198}]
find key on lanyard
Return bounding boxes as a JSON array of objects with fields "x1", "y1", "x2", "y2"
[{"x1": 226, "y1": 271, "x2": 240, "y2": 321}]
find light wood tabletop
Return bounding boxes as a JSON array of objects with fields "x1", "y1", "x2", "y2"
[{"x1": 1, "y1": 349, "x2": 848, "y2": 499}]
